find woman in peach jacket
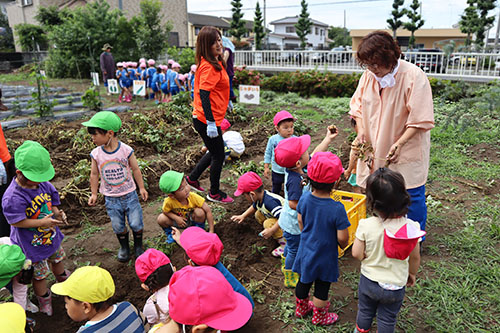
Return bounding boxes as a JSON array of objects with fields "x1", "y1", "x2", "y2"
[{"x1": 349, "y1": 31, "x2": 434, "y2": 237}]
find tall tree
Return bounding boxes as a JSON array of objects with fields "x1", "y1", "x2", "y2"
[
  {"x1": 474, "y1": 0, "x2": 496, "y2": 49},
  {"x1": 0, "y1": 11, "x2": 15, "y2": 52},
  {"x1": 387, "y1": 0, "x2": 406, "y2": 38},
  {"x1": 253, "y1": 1, "x2": 265, "y2": 50},
  {"x1": 230, "y1": 0, "x2": 247, "y2": 42},
  {"x1": 295, "y1": 0, "x2": 312, "y2": 49},
  {"x1": 135, "y1": 0, "x2": 172, "y2": 59},
  {"x1": 327, "y1": 26, "x2": 351, "y2": 47},
  {"x1": 403, "y1": 0, "x2": 425, "y2": 48},
  {"x1": 459, "y1": 0, "x2": 480, "y2": 47}
]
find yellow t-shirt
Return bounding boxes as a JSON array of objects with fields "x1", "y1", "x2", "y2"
[
  {"x1": 355, "y1": 216, "x2": 421, "y2": 287},
  {"x1": 162, "y1": 192, "x2": 205, "y2": 218}
]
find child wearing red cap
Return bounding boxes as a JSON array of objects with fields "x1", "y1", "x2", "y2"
[
  {"x1": 352, "y1": 168, "x2": 423, "y2": 333},
  {"x1": 274, "y1": 128, "x2": 338, "y2": 288},
  {"x1": 135, "y1": 249, "x2": 175, "y2": 330},
  {"x1": 264, "y1": 110, "x2": 295, "y2": 195},
  {"x1": 171, "y1": 226, "x2": 255, "y2": 309},
  {"x1": 293, "y1": 152, "x2": 350, "y2": 326},
  {"x1": 231, "y1": 171, "x2": 286, "y2": 257}
]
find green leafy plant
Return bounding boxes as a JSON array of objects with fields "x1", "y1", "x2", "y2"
[
  {"x1": 71, "y1": 159, "x2": 91, "y2": 186},
  {"x1": 28, "y1": 69, "x2": 57, "y2": 118},
  {"x1": 250, "y1": 244, "x2": 267, "y2": 255},
  {"x1": 166, "y1": 47, "x2": 195, "y2": 73},
  {"x1": 82, "y1": 86, "x2": 102, "y2": 111},
  {"x1": 245, "y1": 279, "x2": 266, "y2": 304}
]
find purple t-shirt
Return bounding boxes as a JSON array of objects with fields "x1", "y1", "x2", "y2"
[{"x1": 2, "y1": 179, "x2": 63, "y2": 262}]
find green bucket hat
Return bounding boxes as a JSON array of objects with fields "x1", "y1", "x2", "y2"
[
  {"x1": 14, "y1": 141, "x2": 55, "y2": 182},
  {"x1": 159, "y1": 171, "x2": 184, "y2": 194},
  {"x1": 82, "y1": 111, "x2": 122, "y2": 133},
  {"x1": 0, "y1": 244, "x2": 26, "y2": 288}
]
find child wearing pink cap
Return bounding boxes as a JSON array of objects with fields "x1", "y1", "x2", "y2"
[
  {"x1": 169, "y1": 63, "x2": 181, "y2": 96},
  {"x1": 135, "y1": 249, "x2": 175, "y2": 329},
  {"x1": 264, "y1": 110, "x2": 295, "y2": 195},
  {"x1": 352, "y1": 168, "x2": 422, "y2": 333},
  {"x1": 156, "y1": 265, "x2": 252, "y2": 332},
  {"x1": 231, "y1": 172, "x2": 286, "y2": 257},
  {"x1": 171, "y1": 226, "x2": 255, "y2": 309},
  {"x1": 188, "y1": 64, "x2": 196, "y2": 99},
  {"x1": 274, "y1": 128, "x2": 338, "y2": 288},
  {"x1": 293, "y1": 152, "x2": 350, "y2": 326},
  {"x1": 145, "y1": 60, "x2": 157, "y2": 99}
]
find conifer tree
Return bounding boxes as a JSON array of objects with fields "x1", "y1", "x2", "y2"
[
  {"x1": 295, "y1": 0, "x2": 312, "y2": 49},
  {"x1": 387, "y1": 0, "x2": 406, "y2": 38},
  {"x1": 253, "y1": 1, "x2": 265, "y2": 50},
  {"x1": 403, "y1": 0, "x2": 425, "y2": 48},
  {"x1": 230, "y1": 0, "x2": 247, "y2": 42}
]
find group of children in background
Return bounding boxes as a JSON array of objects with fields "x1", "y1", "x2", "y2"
[
  {"x1": 0, "y1": 107, "x2": 423, "y2": 332},
  {"x1": 115, "y1": 58, "x2": 196, "y2": 105}
]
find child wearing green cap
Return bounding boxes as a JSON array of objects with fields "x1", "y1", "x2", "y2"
[
  {"x1": 1, "y1": 140, "x2": 70, "y2": 316},
  {"x1": 157, "y1": 170, "x2": 214, "y2": 243},
  {"x1": 82, "y1": 111, "x2": 148, "y2": 262}
]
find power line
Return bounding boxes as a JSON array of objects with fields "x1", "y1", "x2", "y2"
[{"x1": 191, "y1": 0, "x2": 390, "y2": 13}]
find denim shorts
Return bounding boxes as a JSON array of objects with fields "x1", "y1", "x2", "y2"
[{"x1": 104, "y1": 191, "x2": 144, "y2": 234}]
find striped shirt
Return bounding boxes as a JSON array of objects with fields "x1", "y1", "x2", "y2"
[
  {"x1": 252, "y1": 190, "x2": 284, "y2": 219},
  {"x1": 77, "y1": 302, "x2": 145, "y2": 333}
]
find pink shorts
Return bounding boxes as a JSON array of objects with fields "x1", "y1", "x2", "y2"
[{"x1": 32, "y1": 246, "x2": 66, "y2": 281}]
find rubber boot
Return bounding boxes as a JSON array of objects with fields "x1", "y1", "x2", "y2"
[
  {"x1": 295, "y1": 297, "x2": 314, "y2": 318},
  {"x1": 280, "y1": 254, "x2": 286, "y2": 273},
  {"x1": 133, "y1": 230, "x2": 144, "y2": 257},
  {"x1": 36, "y1": 290, "x2": 53, "y2": 316},
  {"x1": 116, "y1": 232, "x2": 130, "y2": 262},
  {"x1": 283, "y1": 269, "x2": 298, "y2": 288},
  {"x1": 311, "y1": 302, "x2": 339, "y2": 325}
]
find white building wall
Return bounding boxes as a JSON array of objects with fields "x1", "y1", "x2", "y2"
[{"x1": 272, "y1": 22, "x2": 327, "y2": 48}]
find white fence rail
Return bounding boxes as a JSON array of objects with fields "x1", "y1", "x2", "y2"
[{"x1": 234, "y1": 50, "x2": 500, "y2": 82}]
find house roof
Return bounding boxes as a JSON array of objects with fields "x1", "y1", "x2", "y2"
[
  {"x1": 188, "y1": 13, "x2": 230, "y2": 28},
  {"x1": 270, "y1": 16, "x2": 328, "y2": 27},
  {"x1": 221, "y1": 17, "x2": 254, "y2": 30},
  {"x1": 350, "y1": 28, "x2": 466, "y2": 38}
]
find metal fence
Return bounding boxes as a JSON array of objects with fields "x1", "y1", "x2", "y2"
[{"x1": 234, "y1": 50, "x2": 500, "y2": 82}]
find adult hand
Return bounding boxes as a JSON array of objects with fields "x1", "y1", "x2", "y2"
[
  {"x1": 230, "y1": 215, "x2": 245, "y2": 224},
  {"x1": 206, "y1": 121, "x2": 218, "y2": 138},
  {"x1": 386, "y1": 143, "x2": 401, "y2": 164},
  {"x1": 88, "y1": 194, "x2": 98, "y2": 206},
  {"x1": 344, "y1": 169, "x2": 352, "y2": 180}
]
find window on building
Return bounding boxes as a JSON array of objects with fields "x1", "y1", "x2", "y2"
[
  {"x1": 320, "y1": 29, "x2": 324, "y2": 36},
  {"x1": 195, "y1": 27, "x2": 201, "y2": 35},
  {"x1": 315, "y1": 27, "x2": 318, "y2": 35},
  {"x1": 21, "y1": 0, "x2": 33, "y2": 6},
  {"x1": 286, "y1": 26, "x2": 295, "y2": 33}
]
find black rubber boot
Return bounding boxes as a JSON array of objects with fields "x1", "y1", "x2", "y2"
[
  {"x1": 133, "y1": 230, "x2": 144, "y2": 257},
  {"x1": 116, "y1": 232, "x2": 130, "y2": 262}
]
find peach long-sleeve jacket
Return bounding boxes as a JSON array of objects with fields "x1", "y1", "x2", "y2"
[{"x1": 349, "y1": 60, "x2": 435, "y2": 189}]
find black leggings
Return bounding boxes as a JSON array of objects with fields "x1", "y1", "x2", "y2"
[
  {"x1": 296, "y1": 279, "x2": 331, "y2": 301},
  {"x1": 189, "y1": 118, "x2": 225, "y2": 195}
]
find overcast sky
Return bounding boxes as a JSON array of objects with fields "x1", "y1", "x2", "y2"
[{"x1": 187, "y1": 0, "x2": 500, "y2": 37}]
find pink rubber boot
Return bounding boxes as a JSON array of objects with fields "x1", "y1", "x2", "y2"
[{"x1": 311, "y1": 302, "x2": 338, "y2": 325}]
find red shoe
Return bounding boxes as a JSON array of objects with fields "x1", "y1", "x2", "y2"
[
  {"x1": 296, "y1": 297, "x2": 314, "y2": 318},
  {"x1": 186, "y1": 176, "x2": 205, "y2": 192},
  {"x1": 207, "y1": 191, "x2": 234, "y2": 203},
  {"x1": 312, "y1": 302, "x2": 338, "y2": 325}
]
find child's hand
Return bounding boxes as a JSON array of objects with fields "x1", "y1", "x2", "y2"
[
  {"x1": 263, "y1": 165, "x2": 270, "y2": 178},
  {"x1": 230, "y1": 215, "x2": 245, "y2": 224},
  {"x1": 58, "y1": 210, "x2": 68, "y2": 225},
  {"x1": 259, "y1": 228, "x2": 273, "y2": 239},
  {"x1": 171, "y1": 227, "x2": 181, "y2": 244},
  {"x1": 40, "y1": 213, "x2": 64, "y2": 228},
  {"x1": 344, "y1": 169, "x2": 351, "y2": 180},
  {"x1": 406, "y1": 273, "x2": 416, "y2": 287},
  {"x1": 140, "y1": 188, "x2": 148, "y2": 201},
  {"x1": 176, "y1": 216, "x2": 188, "y2": 228},
  {"x1": 88, "y1": 194, "x2": 98, "y2": 206},
  {"x1": 325, "y1": 126, "x2": 338, "y2": 141}
]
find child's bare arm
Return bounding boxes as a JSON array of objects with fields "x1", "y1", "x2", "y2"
[
  {"x1": 312, "y1": 127, "x2": 338, "y2": 155},
  {"x1": 288, "y1": 199, "x2": 299, "y2": 211},
  {"x1": 298, "y1": 213, "x2": 303, "y2": 231},
  {"x1": 231, "y1": 205, "x2": 256, "y2": 224},
  {"x1": 407, "y1": 242, "x2": 421, "y2": 287},
  {"x1": 202, "y1": 202, "x2": 215, "y2": 233},
  {"x1": 351, "y1": 237, "x2": 366, "y2": 261},
  {"x1": 263, "y1": 163, "x2": 270, "y2": 178},
  {"x1": 13, "y1": 215, "x2": 63, "y2": 229},
  {"x1": 260, "y1": 220, "x2": 280, "y2": 239},
  {"x1": 129, "y1": 153, "x2": 148, "y2": 201},
  {"x1": 337, "y1": 228, "x2": 349, "y2": 249},
  {"x1": 88, "y1": 158, "x2": 99, "y2": 206}
]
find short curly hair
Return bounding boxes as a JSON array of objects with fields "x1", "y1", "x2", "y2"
[{"x1": 356, "y1": 31, "x2": 401, "y2": 70}]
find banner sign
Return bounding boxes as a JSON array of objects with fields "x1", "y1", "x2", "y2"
[
  {"x1": 239, "y1": 85, "x2": 260, "y2": 105},
  {"x1": 133, "y1": 80, "x2": 146, "y2": 96}
]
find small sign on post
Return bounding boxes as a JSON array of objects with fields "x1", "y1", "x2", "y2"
[
  {"x1": 107, "y1": 79, "x2": 119, "y2": 94},
  {"x1": 91, "y1": 72, "x2": 100, "y2": 86},
  {"x1": 133, "y1": 80, "x2": 146, "y2": 96},
  {"x1": 39, "y1": 70, "x2": 46, "y2": 77},
  {"x1": 239, "y1": 85, "x2": 260, "y2": 105}
]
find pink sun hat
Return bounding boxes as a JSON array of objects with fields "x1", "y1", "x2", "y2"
[
  {"x1": 172, "y1": 62, "x2": 181, "y2": 69},
  {"x1": 168, "y1": 59, "x2": 175, "y2": 65},
  {"x1": 234, "y1": 172, "x2": 263, "y2": 196},
  {"x1": 116, "y1": 62, "x2": 123, "y2": 67},
  {"x1": 191, "y1": 64, "x2": 197, "y2": 72},
  {"x1": 274, "y1": 135, "x2": 311, "y2": 169},
  {"x1": 220, "y1": 118, "x2": 231, "y2": 131},
  {"x1": 180, "y1": 227, "x2": 223, "y2": 266},
  {"x1": 384, "y1": 223, "x2": 426, "y2": 260},
  {"x1": 139, "y1": 62, "x2": 146, "y2": 68},
  {"x1": 139, "y1": 58, "x2": 146, "y2": 63},
  {"x1": 135, "y1": 248, "x2": 171, "y2": 283},
  {"x1": 273, "y1": 110, "x2": 295, "y2": 127},
  {"x1": 147, "y1": 59, "x2": 155, "y2": 66},
  {"x1": 168, "y1": 265, "x2": 253, "y2": 331},
  {"x1": 307, "y1": 151, "x2": 344, "y2": 183}
]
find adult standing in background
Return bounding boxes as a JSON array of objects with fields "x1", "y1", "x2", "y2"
[
  {"x1": 100, "y1": 43, "x2": 115, "y2": 94},
  {"x1": 222, "y1": 36, "x2": 236, "y2": 103},
  {"x1": 186, "y1": 26, "x2": 233, "y2": 203},
  {"x1": 349, "y1": 31, "x2": 434, "y2": 237}
]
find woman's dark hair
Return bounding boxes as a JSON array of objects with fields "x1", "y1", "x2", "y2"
[
  {"x1": 357, "y1": 30, "x2": 401, "y2": 71},
  {"x1": 309, "y1": 178, "x2": 336, "y2": 193},
  {"x1": 365, "y1": 168, "x2": 410, "y2": 220},
  {"x1": 87, "y1": 126, "x2": 117, "y2": 137},
  {"x1": 144, "y1": 264, "x2": 174, "y2": 292},
  {"x1": 195, "y1": 26, "x2": 226, "y2": 71}
]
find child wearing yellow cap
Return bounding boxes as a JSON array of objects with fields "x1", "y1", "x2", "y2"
[
  {"x1": 1, "y1": 141, "x2": 70, "y2": 316},
  {"x1": 82, "y1": 111, "x2": 148, "y2": 262},
  {"x1": 51, "y1": 265, "x2": 145, "y2": 332}
]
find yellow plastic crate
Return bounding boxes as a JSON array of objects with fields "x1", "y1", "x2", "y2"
[{"x1": 331, "y1": 190, "x2": 366, "y2": 257}]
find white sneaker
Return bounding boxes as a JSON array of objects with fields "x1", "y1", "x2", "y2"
[{"x1": 26, "y1": 298, "x2": 39, "y2": 313}]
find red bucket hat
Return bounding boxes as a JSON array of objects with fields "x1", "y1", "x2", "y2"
[
  {"x1": 307, "y1": 151, "x2": 344, "y2": 183},
  {"x1": 180, "y1": 227, "x2": 223, "y2": 266},
  {"x1": 135, "y1": 249, "x2": 171, "y2": 282},
  {"x1": 168, "y1": 266, "x2": 253, "y2": 330},
  {"x1": 234, "y1": 171, "x2": 263, "y2": 196},
  {"x1": 274, "y1": 135, "x2": 311, "y2": 169},
  {"x1": 384, "y1": 223, "x2": 426, "y2": 260}
]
